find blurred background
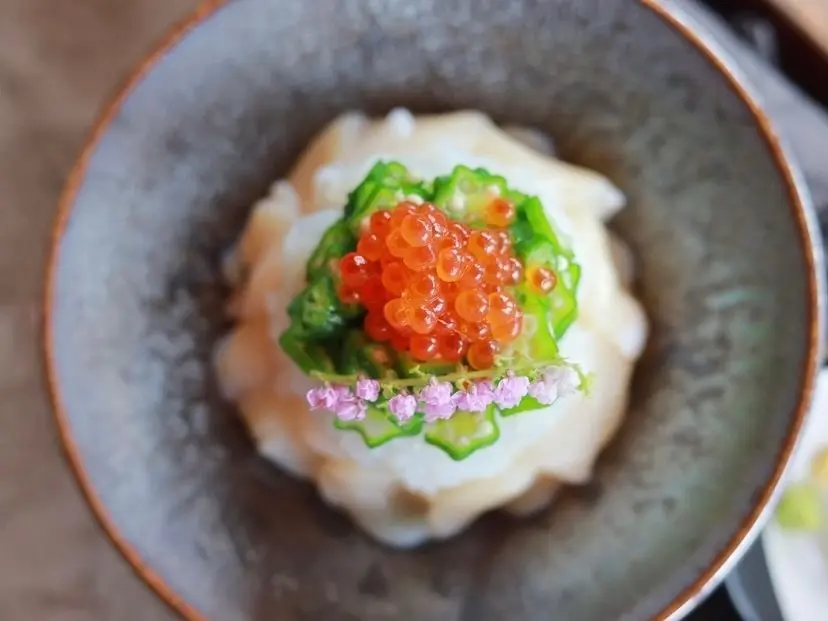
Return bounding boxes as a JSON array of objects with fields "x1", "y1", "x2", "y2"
[{"x1": 0, "y1": 0, "x2": 826, "y2": 619}]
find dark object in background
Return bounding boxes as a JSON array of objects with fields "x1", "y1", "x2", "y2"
[
  {"x1": 692, "y1": 588, "x2": 743, "y2": 619},
  {"x1": 704, "y1": 0, "x2": 828, "y2": 107}
]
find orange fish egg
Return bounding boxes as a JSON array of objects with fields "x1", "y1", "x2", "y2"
[
  {"x1": 400, "y1": 214, "x2": 433, "y2": 247},
  {"x1": 460, "y1": 320, "x2": 491, "y2": 342},
  {"x1": 529, "y1": 266, "x2": 558, "y2": 293},
  {"x1": 491, "y1": 315, "x2": 523, "y2": 343},
  {"x1": 435, "y1": 315, "x2": 458, "y2": 335},
  {"x1": 495, "y1": 256, "x2": 516, "y2": 285},
  {"x1": 386, "y1": 229, "x2": 410, "y2": 258},
  {"x1": 454, "y1": 289, "x2": 489, "y2": 323},
  {"x1": 407, "y1": 306, "x2": 438, "y2": 335},
  {"x1": 443, "y1": 281, "x2": 461, "y2": 301},
  {"x1": 359, "y1": 276, "x2": 387, "y2": 309},
  {"x1": 369, "y1": 209, "x2": 393, "y2": 237},
  {"x1": 484, "y1": 197, "x2": 517, "y2": 228},
  {"x1": 390, "y1": 331, "x2": 410, "y2": 352},
  {"x1": 494, "y1": 229, "x2": 512, "y2": 253},
  {"x1": 381, "y1": 261, "x2": 409, "y2": 296},
  {"x1": 448, "y1": 221, "x2": 470, "y2": 243},
  {"x1": 410, "y1": 334, "x2": 439, "y2": 361},
  {"x1": 420, "y1": 203, "x2": 448, "y2": 232},
  {"x1": 389, "y1": 202, "x2": 418, "y2": 228},
  {"x1": 379, "y1": 246, "x2": 398, "y2": 266},
  {"x1": 488, "y1": 292, "x2": 518, "y2": 325},
  {"x1": 484, "y1": 261, "x2": 503, "y2": 287},
  {"x1": 505, "y1": 256, "x2": 523, "y2": 285},
  {"x1": 459, "y1": 261, "x2": 485, "y2": 289},
  {"x1": 357, "y1": 233, "x2": 384, "y2": 262},
  {"x1": 467, "y1": 339, "x2": 499, "y2": 370},
  {"x1": 467, "y1": 230, "x2": 498, "y2": 261},
  {"x1": 438, "y1": 331, "x2": 469, "y2": 362},
  {"x1": 338, "y1": 283, "x2": 360, "y2": 305},
  {"x1": 384, "y1": 298, "x2": 408, "y2": 329},
  {"x1": 403, "y1": 244, "x2": 438, "y2": 270},
  {"x1": 364, "y1": 311, "x2": 392, "y2": 342},
  {"x1": 409, "y1": 272, "x2": 441, "y2": 299},
  {"x1": 339, "y1": 252, "x2": 371, "y2": 287},
  {"x1": 425, "y1": 295, "x2": 448, "y2": 315},
  {"x1": 436, "y1": 248, "x2": 468, "y2": 282}
]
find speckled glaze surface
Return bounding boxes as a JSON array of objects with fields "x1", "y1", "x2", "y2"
[{"x1": 44, "y1": 0, "x2": 823, "y2": 620}]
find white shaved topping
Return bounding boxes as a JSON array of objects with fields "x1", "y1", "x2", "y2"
[
  {"x1": 448, "y1": 194, "x2": 465, "y2": 212},
  {"x1": 267, "y1": 181, "x2": 301, "y2": 217},
  {"x1": 314, "y1": 165, "x2": 342, "y2": 188},
  {"x1": 386, "y1": 108, "x2": 416, "y2": 136}
]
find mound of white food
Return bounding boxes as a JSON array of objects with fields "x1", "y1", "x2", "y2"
[{"x1": 214, "y1": 109, "x2": 648, "y2": 547}]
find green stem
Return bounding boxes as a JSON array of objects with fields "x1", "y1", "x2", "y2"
[{"x1": 310, "y1": 358, "x2": 568, "y2": 388}]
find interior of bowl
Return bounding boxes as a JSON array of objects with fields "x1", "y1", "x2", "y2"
[{"x1": 46, "y1": 0, "x2": 819, "y2": 620}]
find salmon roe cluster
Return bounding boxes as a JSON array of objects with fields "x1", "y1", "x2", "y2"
[{"x1": 337, "y1": 200, "x2": 527, "y2": 370}]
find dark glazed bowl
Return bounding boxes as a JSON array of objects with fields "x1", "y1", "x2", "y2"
[{"x1": 44, "y1": 0, "x2": 825, "y2": 619}]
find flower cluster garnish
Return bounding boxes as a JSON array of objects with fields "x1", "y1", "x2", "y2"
[{"x1": 306, "y1": 364, "x2": 582, "y2": 424}]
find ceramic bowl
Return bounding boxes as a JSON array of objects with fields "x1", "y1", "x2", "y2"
[{"x1": 44, "y1": 0, "x2": 825, "y2": 619}]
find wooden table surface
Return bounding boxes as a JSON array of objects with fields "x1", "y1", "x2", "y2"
[
  {"x1": 767, "y1": 0, "x2": 828, "y2": 58},
  {"x1": 0, "y1": 1, "x2": 826, "y2": 619}
]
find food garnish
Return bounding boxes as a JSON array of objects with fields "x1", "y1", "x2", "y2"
[
  {"x1": 280, "y1": 161, "x2": 585, "y2": 459},
  {"x1": 775, "y1": 447, "x2": 828, "y2": 531},
  {"x1": 776, "y1": 481, "x2": 823, "y2": 532}
]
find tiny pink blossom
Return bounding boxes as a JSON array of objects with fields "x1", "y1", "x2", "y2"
[
  {"x1": 453, "y1": 381, "x2": 495, "y2": 412},
  {"x1": 306, "y1": 385, "x2": 340, "y2": 411},
  {"x1": 420, "y1": 380, "x2": 454, "y2": 404},
  {"x1": 334, "y1": 395, "x2": 367, "y2": 421},
  {"x1": 355, "y1": 378, "x2": 381, "y2": 402},
  {"x1": 422, "y1": 401, "x2": 456, "y2": 422},
  {"x1": 419, "y1": 380, "x2": 457, "y2": 422},
  {"x1": 527, "y1": 367, "x2": 581, "y2": 405},
  {"x1": 542, "y1": 367, "x2": 580, "y2": 398},
  {"x1": 559, "y1": 368, "x2": 581, "y2": 397},
  {"x1": 388, "y1": 394, "x2": 417, "y2": 422},
  {"x1": 332, "y1": 384, "x2": 352, "y2": 400},
  {"x1": 493, "y1": 375, "x2": 530, "y2": 409},
  {"x1": 528, "y1": 376, "x2": 558, "y2": 405}
]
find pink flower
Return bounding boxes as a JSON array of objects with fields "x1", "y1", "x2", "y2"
[
  {"x1": 388, "y1": 393, "x2": 417, "y2": 422},
  {"x1": 548, "y1": 367, "x2": 580, "y2": 398},
  {"x1": 528, "y1": 376, "x2": 558, "y2": 405},
  {"x1": 493, "y1": 374, "x2": 530, "y2": 409},
  {"x1": 306, "y1": 385, "x2": 340, "y2": 411},
  {"x1": 527, "y1": 367, "x2": 581, "y2": 405},
  {"x1": 355, "y1": 378, "x2": 381, "y2": 402},
  {"x1": 420, "y1": 379, "x2": 454, "y2": 404},
  {"x1": 419, "y1": 380, "x2": 456, "y2": 422},
  {"x1": 334, "y1": 395, "x2": 367, "y2": 422},
  {"x1": 453, "y1": 381, "x2": 495, "y2": 412},
  {"x1": 306, "y1": 384, "x2": 367, "y2": 421}
]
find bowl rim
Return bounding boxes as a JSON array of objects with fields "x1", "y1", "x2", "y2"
[{"x1": 42, "y1": 1, "x2": 825, "y2": 619}]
